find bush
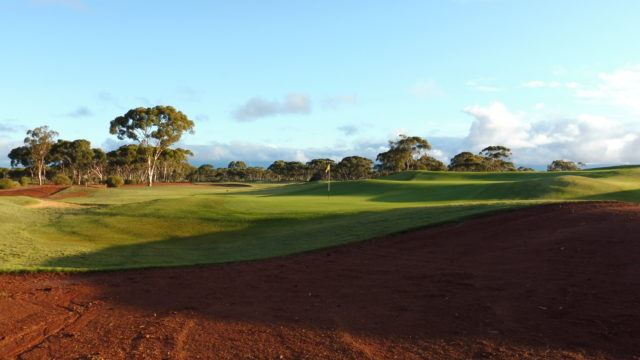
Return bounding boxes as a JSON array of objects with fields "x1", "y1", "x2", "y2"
[
  {"x1": 52, "y1": 174, "x2": 72, "y2": 185},
  {"x1": 19, "y1": 177, "x2": 30, "y2": 186},
  {"x1": 124, "y1": 178, "x2": 140, "y2": 185},
  {"x1": 0, "y1": 178, "x2": 20, "y2": 189},
  {"x1": 106, "y1": 175, "x2": 124, "y2": 188}
]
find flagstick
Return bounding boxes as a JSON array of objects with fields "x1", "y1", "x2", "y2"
[{"x1": 327, "y1": 167, "x2": 331, "y2": 199}]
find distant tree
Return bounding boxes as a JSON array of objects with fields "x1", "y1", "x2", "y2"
[
  {"x1": 547, "y1": 160, "x2": 581, "y2": 171},
  {"x1": 376, "y1": 135, "x2": 432, "y2": 172},
  {"x1": 267, "y1": 160, "x2": 288, "y2": 181},
  {"x1": 89, "y1": 148, "x2": 107, "y2": 182},
  {"x1": 109, "y1": 106, "x2": 195, "y2": 186},
  {"x1": 479, "y1": 145, "x2": 516, "y2": 171},
  {"x1": 228, "y1": 161, "x2": 247, "y2": 170},
  {"x1": 107, "y1": 144, "x2": 147, "y2": 182},
  {"x1": 8, "y1": 146, "x2": 32, "y2": 169},
  {"x1": 24, "y1": 126, "x2": 58, "y2": 185},
  {"x1": 307, "y1": 158, "x2": 336, "y2": 180},
  {"x1": 335, "y1": 156, "x2": 373, "y2": 180},
  {"x1": 517, "y1": 166, "x2": 535, "y2": 172},
  {"x1": 50, "y1": 139, "x2": 94, "y2": 185},
  {"x1": 0, "y1": 167, "x2": 8, "y2": 179},
  {"x1": 192, "y1": 164, "x2": 215, "y2": 182},
  {"x1": 448, "y1": 152, "x2": 486, "y2": 171},
  {"x1": 414, "y1": 155, "x2": 447, "y2": 171}
]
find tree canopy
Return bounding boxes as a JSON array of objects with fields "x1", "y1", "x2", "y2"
[
  {"x1": 109, "y1": 106, "x2": 195, "y2": 186},
  {"x1": 376, "y1": 135, "x2": 432, "y2": 172}
]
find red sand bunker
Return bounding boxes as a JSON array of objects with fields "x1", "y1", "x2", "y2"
[{"x1": 1, "y1": 201, "x2": 639, "y2": 359}]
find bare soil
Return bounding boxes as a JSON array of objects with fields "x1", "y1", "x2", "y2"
[
  {"x1": 1, "y1": 201, "x2": 639, "y2": 360},
  {"x1": 0, "y1": 185, "x2": 68, "y2": 199}
]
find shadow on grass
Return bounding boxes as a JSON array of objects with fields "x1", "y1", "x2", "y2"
[
  {"x1": 41, "y1": 203, "x2": 522, "y2": 270},
  {"x1": 242, "y1": 175, "x2": 633, "y2": 203}
]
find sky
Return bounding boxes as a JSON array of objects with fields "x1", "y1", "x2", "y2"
[{"x1": 1, "y1": 0, "x2": 640, "y2": 168}]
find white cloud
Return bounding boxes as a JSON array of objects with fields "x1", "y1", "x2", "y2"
[
  {"x1": 233, "y1": 93, "x2": 311, "y2": 121},
  {"x1": 522, "y1": 81, "x2": 582, "y2": 89},
  {"x1": 575, "y1": 64, "x2": 640, "y2": 113},
  {"x1": 466, "y1": 81, "x2": 500, "y2": 92},
  {"x1": 461, "y1": 102, "x2": 640, "y2": 164},
  {"x1": 410, "y1": 81, "x2": 446, "y2": 98}
]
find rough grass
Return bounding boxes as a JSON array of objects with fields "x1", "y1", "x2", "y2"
[{"x1": 1, "y1": 167, "x2": 640, "y2": 272}]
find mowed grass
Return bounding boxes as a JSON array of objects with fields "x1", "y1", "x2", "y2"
[{"x1": 1, "y1": 166, "x2": 640, "y2": 272}]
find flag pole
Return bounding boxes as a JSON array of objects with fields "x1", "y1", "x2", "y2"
[{"x1": 326, "y1": 164, "x2": 331, "y2": 199}]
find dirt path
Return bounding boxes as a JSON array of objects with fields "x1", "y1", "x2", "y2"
[{"x1": 1, "y1": 201, "x2": 639, "y2": 359}]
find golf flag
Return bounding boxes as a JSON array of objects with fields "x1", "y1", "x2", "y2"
[{"x1": 326, "y1": 164, "x2": 331, "y2": 194}]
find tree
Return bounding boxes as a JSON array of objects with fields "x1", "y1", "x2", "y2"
[
  {"x1": 228, "y1": 161, "x2": 247, "y2": 170},
  {"x1": 109, "y1": 106, "x2": 194, "y2": 186},
  {"x1": 24, "y1": 126, "x2": 58, "y2": 185},
  {"x1": 8, "y1": 146, "x2": 32, "y2": 169},
  {"x1": 335, "y1": 156, "x2": 373, "y2": 180},
  {"x1": 414, "y1": 155, "x2": 446, "y2": 171},
  {"x1": 376, "y1": 134, "x2": 431, "y2": 172},
  {"x1": 50, "y1": 139, "x2": 94, "y2": 185},
  {"x1": 89, "y1": 148, "x2": 108, "y2": 182},
  {"x1": 517, "y1": 166, "x2": 535, "y2": 172},
  {"x1": 547, "y1": 160, "x2": 581, "y2": 171},
  {"x1": 479, "y1": 145, "x2": 516, "y2": 171},
  {"x1": 448, "y1": 152, "x2": 486, "y2": 171},
  {"x1": 307, "y1": 158, "x2": 336, "y2": 180}
]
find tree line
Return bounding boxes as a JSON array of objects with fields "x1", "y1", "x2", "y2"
[{"x1": 0, "y1": 105, "x2": 586, "y2": 188}]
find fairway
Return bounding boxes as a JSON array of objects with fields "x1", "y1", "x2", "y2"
[{"x1": 2, "y1": 166, "x2": 640, "y2": 272}]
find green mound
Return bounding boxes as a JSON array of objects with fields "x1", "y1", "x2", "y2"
[{"x1": 1, "y1": 167, "x2": 639, "y2": 272}]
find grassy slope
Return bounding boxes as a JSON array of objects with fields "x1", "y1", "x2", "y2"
[{"x1": 1, "y1": 166, "x2": 639, "y2": 272}]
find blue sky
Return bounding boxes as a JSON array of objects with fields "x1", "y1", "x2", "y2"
[{"x1": 1, "y1": 0, "x2": 640, "y2": 168}]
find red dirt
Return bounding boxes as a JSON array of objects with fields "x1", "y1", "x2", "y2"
[
  {"x1": 0, "y1": 185, "x2": 68, "y2": 199},
  {"x1": 1, "y1": 201, "x2": 639, "y2": 360}
]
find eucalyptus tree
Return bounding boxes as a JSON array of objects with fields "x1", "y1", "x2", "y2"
[
  {"x1": 89, "y1": 148, "x2": 108, "y2": 182},
  {"x1": 24, "y1": 126, "x2": 58, "y2": 185},
  {"x1": 448, "y1": 152, "x2": 486, "y2": 172},
  {"x1": 413, "y1": 155, "x2": 446, "y2": 171},
  {"x1": 307, "y1": 158, "x2": 336, "y2": 180},
  {"x1": 50, "y1": 139, "x2": 94, "y2": 184},
  {"x1": 376, "y1": 134, "x2": 431, "y2": 172},
  {"x1": 335, "y1": 156, "x2": 373, "y2": 180},
  {"x1": 547, "y1": 160, "x2": 581, "y2": 171},
  {"x1": 109, "y1": 106, "x2": 194, "y2": 186},
  {"x1": 479, "y1": 145, "x2": 516, "y2": 171},
  {"x1": 157, "y1": 148, "x2": 194, "y2": 182}
]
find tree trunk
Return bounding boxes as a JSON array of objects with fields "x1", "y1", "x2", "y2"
[{"x1": 147, "y1": 156, "x2": 153, "y2": 187}]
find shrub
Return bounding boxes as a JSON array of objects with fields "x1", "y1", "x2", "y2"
[
  {"x1": 19, "y1": 177, "x2": 30, "y2": 186},
  {"x1": 106, "y1": 175, "x2": 124, "y2": 188},
  {"x1": 124, "y1": 178, "x2": 140, "y2": 185},
  {"x1": 0, "y1": 178, "x2": 20, "y2": 189},
  {"x1": 52, "y1": 174, "x2": 72, "y2": 185}
]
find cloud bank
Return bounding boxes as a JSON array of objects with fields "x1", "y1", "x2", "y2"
[{"x1": 461, "y1": 102, "x2": 640, "y2": 165}]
